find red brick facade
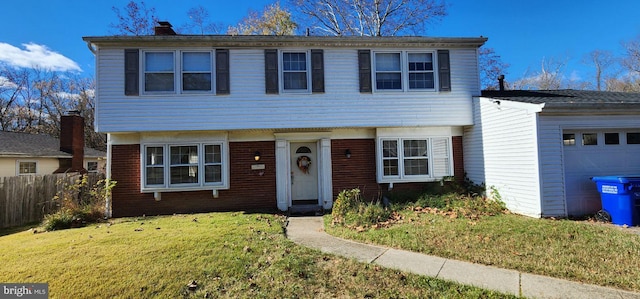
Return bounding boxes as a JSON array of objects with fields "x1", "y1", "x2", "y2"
[
  {"x1": 111, "y1": 142, "x2": 276, "y2": 217},
  {"x1": 110, "y1": 137, "x2": 464, "y2": 216},
  {"x1": 331, "y1": 139, "x2": 380, "y2": 201}
]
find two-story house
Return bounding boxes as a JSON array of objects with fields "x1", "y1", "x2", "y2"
[{"x1": 83, "y1": 22, "x2": 487, "y2": 217}]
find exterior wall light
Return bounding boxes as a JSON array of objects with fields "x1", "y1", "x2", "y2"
[
  {"x1": 345, "y1": 149, "x2": 351, "y2": 158},
  {"x1": 254, "y1": 151, "x2": 261, "y2": 161}
]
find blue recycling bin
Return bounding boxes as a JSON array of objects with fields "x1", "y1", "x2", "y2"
[{"x1": 591, "y1": 176, "x2": 640, "y2": 226}]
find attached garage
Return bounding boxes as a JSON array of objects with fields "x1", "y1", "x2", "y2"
[
  {"x1": 465, "y1": 90, "x2": 640, "y2": 218},
  {"x1": 562, "y1": 129, "x2": 640, "y2": 216}
]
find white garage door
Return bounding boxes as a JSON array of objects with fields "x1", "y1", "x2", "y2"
[{"x1": 563, "y1": 130, "x2": 640, "y2": 216}]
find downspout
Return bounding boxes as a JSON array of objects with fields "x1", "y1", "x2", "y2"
[{"x1": 105, "y1": 133, "x2": 112, "y2": 218}]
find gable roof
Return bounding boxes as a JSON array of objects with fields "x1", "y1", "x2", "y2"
[
  {"x1": 481, "y1": 90, "x2": 640, "y2": 113},
  {"x1": 0, "y1": 131, "x2": 105, "y2": 158}
]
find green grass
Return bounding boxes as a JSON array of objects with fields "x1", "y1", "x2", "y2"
[
  {"x1": 325, "y1": 206, "x2": 640, "y2": 292},
  {"x1": 0, "y1": 212, "x2": 516, "y2": 298}
]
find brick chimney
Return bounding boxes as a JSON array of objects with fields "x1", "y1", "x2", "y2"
[
  {"x1": 154, "y1": 21, "x2": 176, "y2": 35},
  {"x1": 56, "y1": 111, "x2": 85, "y2": 173}
]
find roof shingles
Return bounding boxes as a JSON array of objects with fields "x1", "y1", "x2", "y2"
[{"x1": 0, "y1": 131, "x2": 105, "y2": 158}]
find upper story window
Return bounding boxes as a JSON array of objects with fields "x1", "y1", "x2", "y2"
[
  {"x1": 373, "y1": 51, "x2": 437, "y2": 92},
  {"x1": 142, "y1": 50, "x2": 213, "y2": 94},
  {"x1": 182, "y1": 52, "x2": 212, "y2": 91},
  {"x1": 264, "y1": 49, "x2": 324, "y2": 94},
  {"x1": 125, "y1": 49, "x2": 229, "y2": 96},
  {"x1": 281, "y1": 51, "x2": 310, "y2": 92}
]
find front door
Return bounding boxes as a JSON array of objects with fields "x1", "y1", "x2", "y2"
[{"x1": 290, "y1": 142, "x2": 319, "y2": 205}]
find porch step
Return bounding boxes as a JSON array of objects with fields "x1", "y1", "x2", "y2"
[{"x1": 289, "y1": 204, "x2": 323, "y2": 216}]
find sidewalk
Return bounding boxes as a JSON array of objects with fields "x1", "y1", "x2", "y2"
[{"x1": 286, "y1": 216, "x2": 640, "y2": 299}]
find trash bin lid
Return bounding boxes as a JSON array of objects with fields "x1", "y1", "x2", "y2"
[{"x1": 591, "y1": 175, "x2": 640, "y2": 183}]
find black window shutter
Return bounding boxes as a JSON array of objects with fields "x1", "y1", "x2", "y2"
[
  {"x1": 216, "y1": 49, "x2": 230, "y2": 95},
  {"x1": 124, "y1": 49, "x2": 139, "y2": 96},
  {"x1": 358, "y1": 50, "x2": 372, "y2": 93},
  {"x1": 264, "y1": 49, "x2": 279, "y2": 94},
  {"x1": 438, "y1": 50, "x2": 451, "y2": 92},
  {"x1": 311, "y1": 49, "x2": 325, "y2": 93}
]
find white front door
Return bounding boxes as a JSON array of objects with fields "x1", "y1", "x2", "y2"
[{"x1": 290, "y1": 142, "x2": 319, "y2": 204}]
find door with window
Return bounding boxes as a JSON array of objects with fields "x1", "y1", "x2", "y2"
[{"x1": 290, "y1": 142, "x2": 319, "y2": 205}]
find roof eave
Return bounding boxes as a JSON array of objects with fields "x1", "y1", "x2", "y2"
[{"x1": 82, "y1": 35, "x2": 488, "y2": 49}]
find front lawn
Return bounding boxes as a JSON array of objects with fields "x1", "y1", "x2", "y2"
[
  {"x1": 0, "y1": 212, "x2": 515, "y2": 298},
  {"x1": 325, "y1": 191, "x2": 640, "y2": 292}
]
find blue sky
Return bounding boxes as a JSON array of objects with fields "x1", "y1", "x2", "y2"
[{"x1": 2, "y1": 0, "x2": 640, "y2": 86}]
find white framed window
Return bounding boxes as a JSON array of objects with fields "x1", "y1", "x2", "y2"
[
  {"x1": 142, "y1": 50, "x2": 214, "y2": 94},
  {"x1": 182, "y1": 51, "x2": 212, "y2": 92},
  {"x1": 87, "y1": 161, "x2": 99, "y2": 173},
  {"x1": 281, "y1": 51, "x2": 310, "y2": 92},
  {"x1": 374, "y1": 51, "x2": 436, "y2": 92},
  {"x1": 144, "y1": 51, "x2": 175, "y2": 92},
  {"x1": 17, "y1": 161, "x2": 37, "y2": 175},
  {"x1": 142, "y1": 142, "x2": 228, "y2": 191},
  {"x1": 377, "y1": 137, "x2": 451, "y2": 183}
]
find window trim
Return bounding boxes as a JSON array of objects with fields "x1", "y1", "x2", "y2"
[
  {"x1": 279, "y1": 49, "x2": 312, "y2": 93},
  {"x1": 16, "y1": 160, "x2": 37, "y2": 176},
  {"x1": 376, "y1": 136, "x2": 452, "y2": 183},
  {"x1": 372, "y1": 50, "x2": 437, "y2": 93},
  {"x1": 141, "y1": 141, "x2": 229, "y2": 192},
  {"x1": 87, "y1": 161, "x2": 99, "y2": 173},
  {"x1": 141, "y1": 49, "x2": 216, "y2": 95},
  {"x1": 180, "y1": 51, "x2": 214, "y2": 94}
]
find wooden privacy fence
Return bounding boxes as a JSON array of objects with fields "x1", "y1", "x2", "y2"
[{"x1": 0, "y1": 173, "x2": 105, "y2": 228}]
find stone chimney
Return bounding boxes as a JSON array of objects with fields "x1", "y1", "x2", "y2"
[
  {"x1": 154, "y1": 21, "x2": 176, "y2": 35},
  {"x1": 56, "y1": 111, "x2": 85, "y2": 173}
]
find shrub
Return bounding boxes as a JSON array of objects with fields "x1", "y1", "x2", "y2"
[
  {"x1": 42, "y1": 175, "x2": 116, "y2": 231},
  {"x1": 331, "y1": 188, "x2": 361, "y2": 225}
]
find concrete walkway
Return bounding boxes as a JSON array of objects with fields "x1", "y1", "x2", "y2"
[{"x1": 286, "y1": 216, "x2": 640, "y2": 299}]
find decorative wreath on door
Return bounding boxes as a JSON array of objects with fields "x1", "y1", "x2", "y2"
[{"x1": 297, "y1": 156, "x2": 312, "y2": 174}]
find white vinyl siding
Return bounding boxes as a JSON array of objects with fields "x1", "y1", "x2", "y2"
[
  {"x1": 464, "y1": 98, "x2": 544, "y2": 217},
  {"x1": 94, "y1": 48, "x2": 479, "y2": 133}
]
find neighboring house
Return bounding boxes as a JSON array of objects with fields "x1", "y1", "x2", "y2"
[
  {"x1": 83, "y1": 22, "x2": 486, "y2": 217},
  {"x1": 465, "y1": 89, "x2": 640, "y2": 218},
  {"x1": 0, "y1": 113, "x2": 106, "y2": 177}
]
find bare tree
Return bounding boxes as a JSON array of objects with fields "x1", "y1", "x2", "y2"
[
  {"x1": 0, "y1": 67, "x2": 105, "y2": 150},
  {"x1": 509, "y1": 57, "x2": 569, "y2": 90},
  {"x1": 621, "y1": 35, "x2": 640, "y2": 75},
  {"x1": 179, "y1": 5, "x2": 225, "y2": 35},
  {"x1": 290, "y1": 0, "x2": 447, "y2": 36},
  {"x1": 110, "y1": 1, "x2": 159, "y2": 36},
  {"x1": 228, "y1": 2, "x2": 298, "y2": 35},
  {"x1": 583, "y1": 50, "x2": 614, "y2": 91},
  {"x1": 478, "y1": 47, "x2": 510, "y2": 90}
]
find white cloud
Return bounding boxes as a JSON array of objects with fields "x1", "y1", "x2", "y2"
[
  {"x1": 0, "y1": 76, "x2": 18, "y2": 89},
  {"x1": 0, "y1": 42, "x2": 81, "y2": 72}
]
